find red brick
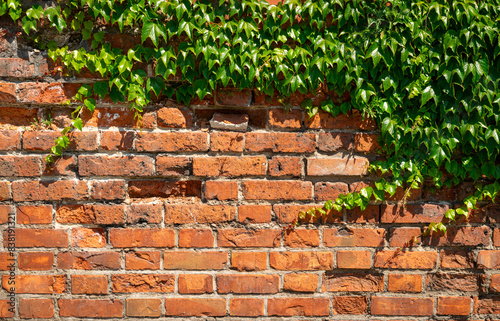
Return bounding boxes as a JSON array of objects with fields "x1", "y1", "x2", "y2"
[
  {"x1": 179, "y1": 229, "x2": 214, "y2": 248},
  {"x1": 58, "y1": 251, "x2": 120, "y2": 270},
  {"x1": 0, "y1": 155, "x2": 40, "y2": 176},
  {"x1": 337, "y1": 250, "x2": 372, "y2": 269},
  {"x1": 382, "y1": 204, "x2": 448, "y2": 223},
  {"x1": 22, "y1": 131, "x2": 97, "y2": 151},
  {"x1": 91, "y1": 180, "x2": 126, "y2": 200},
  {"x1": 0, "y1": 82, "x2": 16, "y2": 103},
  {"x1": 205, "y1": 181, "x2": 238, "y2": 200},
  {"x1": 324, "y1": 228, "x2": 385, "y2": 247},
  {"x1": 422, "y1": 182, "x2": 458, "y2": 201},
  {"x1": 218, "y1": 229, "x2": 280, "y2": 247},
  {"x1": 56, "y1": 204, "x2": 124, "y2": 225},
  {"x1": 58, "y1": 299, "x2": 123, "y2": 318},
  {"x1": 16, "y1": 205, "x2": 52, "y2": 224},
  {"x1": 322, "y1": 273, "x2": 383, "y2": 292},
  {"x1": 0, "y1": 58, "x2": 34, "y2": 77},
  {"x1": 374, "y1": 250, "x2": 437, "y2": 269},
  {"x1": 231, "y1": 252, "x2": 267, "y2": 271},
  {"x1": 110, "y1": 228, "x2": 175, "y2": 248},
  {"x1": 307, "y1": 156, "x2": 369, "y2": 176},
  {"x1": 314, "y1": 182, "x2": 349, "y2": 201},
  {"x1": 82, "y1": 107, "x2": 155, "y2": 128},
  {"x1": 0, "y1": 300, "x2": 14, "y2": 318},
  {"x1": 112, "y1": 274, "x2": 174, "y2": 293},
  {"x1": 437, "y1": 296, "x2": 471, "y2": 315},
  {"x1": 440, "y1": 249, "x2": 476, "y2": 269},
  {"x1": 371, "y1": 297, "x2": 433, "y2": 316},
  {"x1": 19, "y1": 299, "x2": 54, "y2": 319},
  {"x1": 0, "y1": 182, "x2": 10, "y2": 201},
  {"x1": 318, "y1": 132, "x2": 353, "y2": 151},
  {"x1": 0, "y1": 205, "x2": 11, "y2": 224},
  {"x1": 125, "y1": 251, "x2": 161, "y2": 270},
  {"x1": 156, "y1": 156, "x2": 191, "y2": 176},
  {"x1": 217, "y1": 274, "x2": 279, "y2": 293},
  {"x1": 347, "y1": 205, "x2": 381, "y2": 223},
  {"x1": 423, "y1": 226, "x2": 490, "y2": 246},
  {"x1": 243, "y1": 180, "x2": 312, "y2": 200},
  {"x1": 42, "y1": 155, "x2": 77, "y2": 176},
  {"x1": 79, "y1": 155, "x2": 154, "y2": 176},
  {"x1": 193, "y1": 156, "x2": 266, "y2": 177},
  {"x1": 164, "y1": 298, "x2": 225, "y2": 317},
  {"x1": 2, "y1": 275, "x2": 65, "y2": 293},
  {"x1": 474, "y1": 296, "x2": 500, "y2": 314},
  {"x1": 71, "y1": 275, "x2": 108, "y2": 294},
  {"x1": 238, "y1": 205, "x2": 272, "y2": 223},
  {"x1": 477, "y1": 250, "x2": 500, "y2": 269},
  {"x1": 215, "y1": 89, "x2": 252, "y2": 106},
  {"x1": 126, "y1": 298, "x2": 161, "y2": 317},
  {"x1": 284, "y1": 229, "x2": 320, "y2": 247},
  {"x1": 0, "y1": 252, "x2": 12, "y2": 270},
  {"x1": 353, "y1": 133, "x2": 380, "y2": 152},
  {"x1": 72, "y1": 228, "x2": 107, "y2": 248},
  {"x1": 178, "y1": 274, "x2": 213, "y2": 293},
  {"x1": 269, "y1": 109, "x2": 302, "y2": 129},
  {"x1": 163, "y1": 251, "x2": 227, "y2": 270},
  {"x1": 389, "y1": 227, "x2": 422, "y2": 247},
  {"x1": 136, "y1": 132, "x2": 208, "y2": 152},
  {"x1": 100, "y1": 130, "x2": 134, "y2": 150},
  {"x1": 165, "y1": 204, "x2": 235, "y2": 224},
  {"x1": 126, "y1": 203, "x2": 162, "y2": 224},
  {"x1": 245, "y1": 132, "x2": 316, "y2": 153},
  {"x1": 494, "y1": 228, "x2": 500, "y2": 246},
  {"x1": 274, "y1": 204, "x2": 342, "y2": 224},
  {"x1": 157, "y1": 107, "x2": 193, "y2": 127},
  {"x1": 491, "y1": 274, "x2": 500, "y2": 292},
  {"x1": 305, "y1": 109, "x2": 377, "y2": 130},
  {"x1": 388, "y1": 274, "x2": 422, "y2": 292},
  {"x1": 283, "y1": 273, "x2": 318, "y2": 292},
  {"x1": 17, "y1": 82, "x2": 78, "y2": 104},
  {"x1": 332, "y1": 296, "x2": 367, "y2": 315},
  {"x1": 128, "y1": 180, "x2": 201, "y2": 198},
  {"x1": 268, "y1": 298, "x2": 329, "y2": 316},
  {"x1": 268, "y1": 156, "x2": 301, "y2": 177},
  {"x1": 0, "y1": 131, "x2": 19, "y2": 150},
  {"x1": 210, "y1": 131, "x2": 244, "y2": 152},
  {"x1": 426, "y1": 273, "x2": 483, "y2": 292},
  {"x1": 270, "y1": 251, "x2": 333, "y2": 270},
  {"x1": 5, "y1": 229, "x2": 67, "y2": 248},
  {"x1": 0, "y1": 107, "x2": 37, "y2": 126},
  {"x1": 19, "y1": 252, "x2": 54, "y2": 270},
  {"x1": 12, "y1": 180, "x2": 88, "y2": 202},
  {"x1": 230, "y1": 298, "x2": 264, "y2": 316}
]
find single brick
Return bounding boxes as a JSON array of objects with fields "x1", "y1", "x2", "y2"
[
  {"x1": 18, "y1": 252, "x2": 54, "y2": 270},
  {"x1": 126, "y1": 203, "x2": 162, "y2": 224},
  {"x1": 12, "y1": 180, "x2": 88, "y2": 202},
  {"x1": 126, "y1": 298, "x2": 162, "y2": 317},
  {"x1": 381, "y1": 204, "x2": 448, "y2": 223},
  {"x1": 217, "y1": 274, "x2": 279, "y2": 293},
  {"x1": 284, "y1": 229, "x2": 320, "y2": 247},
  {"x1": 245, "y1": 132, "x2": 315, "y2": 153},
  {"x1": 322, "y1": 273, "x2": 383, "y2": 292},
  {"x1": 56, "y1": 204, "x2": 124, "y2": 225},
  {"x1": 422, "y1": 226, "x2": 490, "y2": 246},
  {"x1": 81, "y1": 107, "x2": 155, "y2": 128},
  {"x1": 231, "y1": 252, "x2": 267, "y2": 271},
  {"x1": 270, "y1": 251, "x2": 333, "y2": 270},
  {"x1": 71, "y1": 275, "x2": 108, "y2": 294},
  {"x1": 0, "y1": 300, "x2": 14, "y2": 318},
  {"x1": 307, "y1": 156, "x2": 369, "y2": 176},
  {"x1": 125, "y1": 251, "x2": 161, "y2": 270},
  {"x1": 324, "y1": 228, "x2": 385, "y2": 247},
  {"x1": 178, "y1": 274, "x2": 213, "y2": 293},
  {"x1": 268, "y1": 298, "x2": 329, "y2": 316},
  {"x1": 42, "y1": 155, "x2": 77, "y2": 176},
  {"x1": 19, "y1": 299, "x2": 54, "y2": 319},
  {"x1": 156, "y1": 156, "x2": 191, "y2": 176},
  {"x1": 0, "y1": 156, "x2": 41, "y2": 177},
  {"x1": 389, "y1": 227, "x2": 422, "y2": 247},
  {"x1": 79, "y1": 155, "x2": 154, "y2": 176},
  {"x1": 210, "y1": 131, "x2": 244, "y2": 152},
  {"x1": 163, "y1": 251, "x2": 227, "y2": 270},
  {"x1": 17, "y1": 82, "x2": 79, "y2": 104},
  {"x1": 269, "y1": 109, "x2": 302, "y2": 129},
  {"x1": 58, "y1": 299, "x2": 123, "y2": 318},
  {"x1": 2, "y1": 275, "x2": 65, "y2": 293},
  {"x1": 371, "y1": 297, "x2": 433, "y2": 316},
  {"x1": 346, "y1": 205, "x2": 381, "y2": 223},
  {"x1": 490, "y1": 274, "x2": 500, "y2": 292},
  {"x1": 315, "y1": 182, "x2": 349, "y2": 201},
  {"x1": 0, "y1": 182, "x2": 11, "y2": 201},
  {"x1": 283, "y1": 273, "x2": 318, "y2": 292},
  {"x1": 229, "y1": 298, "x2": 264, "y2": 317},
  {"x1": 128, "y1": 180, "x2": 201, "y2": 198},
  {"x1": 426, "y1": 273, "x2": 483, "y2": 292},
  {"x1": 0, "y1": 131, "x2": 20, "y2": 150},
  {"x1": 23, "y1": 131, "x2": 97, "y2": 151},
  {"x1": 165, "y1": 204, "x2": 235, "y2": 224},
  {"x1": 205, "y1": 181, "x2": 238, "y2": 200},
  {"x1": 242, "y1": 180, "x2": 312, "y2": 200},
  {"x1": 218, "y1": 229, "x2": 281, "y2": 247},
  {"x1": 318, "y1": 132, "x2": 353, "y2": 151},
  {"x1": 353, "y1": 133, "x2": 381, "y2": 152},
  {"x1": 474, "y1": 296, "x2": 500, "y2": 314},
  {"x1": 90, "y1": 180, "x2": 126, "y2": 200},
  {"x1": 112, "y1": 274, "x2": 174, "y2": 293},
  {"x1": 274, "y1": 204, "x2": 342, "y2": 224},
  {"x1": 99, "y1": 130, "x2": 134, "y2": 150},
  {"x1": 305, "y1": 109, "x2": 376, "y2": 130},
  {"x1": 268, "y1": 156, "x2": 301, "y2": 177},
  {"x1": 0, "y1": 107, "x2": 37, "y2": 126},
  {"x1": 58, "y1": 251, "x2": 120, "y2": 270},
  {"x1": 388, "y1": 274, "x2": 422, "y2": 292},
  {"x1": 238, "y1": 205, "x2": 272, "y2": 223},
  {"x1": 437, "y1": 296, "x2": 471, "y2": 315},
  {"x1": 135, "y1": 132, "x2": 208, "y2": 152},
  {"x1": 193, "y1": 156, "x2": 266, "y2": 177},
  {"x1": 374, "y1": 250, "x2": 437, "y2": 269},
  {"x1": 0, "y1": 205, "x2": 10, "y2": 224},
  {"x1": 110, "y1": 228, "x2": 175, "y2": 248},
  {"x1": 16, "y1": 205, "x2": 52, "y2": 224},
  {"x1": 477, "y1": 250, "x2": 500, "y2": 269},
  {"x1": 179, "y1": 229, "x2": 214, "y2": 248},
  {"x1": 157, "y1": 107, "x2": 193, "y2": 128},
  {"x1": 337, "y1": 250, "x2": 372, "y2": 269},
  {"x1": 494, "y1": 228, "x2": 500, "y2": 246},
  {"x1": 332, "y1": 296, "x2": 367, "y2": 315},
  {"x1": 5, "y1": 229, "x2": 67, "y2": 248},
  {"x1": 164, "y1": 298, "x2": 225, "y2": 317},
  {"x1": 215, "y1": 89, "x2": 252, "y2": 106},
  {"x1": 440, "y1": 250, "x2": 476, "y2": 269},
  {"x1": 71, "y1": 228, "x2": 107, "y2": 248},
  {"x1": 0, "y1": 252, "x2": 12, "y2": 270}
]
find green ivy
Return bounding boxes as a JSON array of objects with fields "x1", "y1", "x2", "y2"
[{"x1": 3, "y1": 0, "x2": 500, "y2": 236}]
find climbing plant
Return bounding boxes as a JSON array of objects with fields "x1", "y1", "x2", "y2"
[{"x1": 2, "y1": 0, "x2": 500, "y2": 239}]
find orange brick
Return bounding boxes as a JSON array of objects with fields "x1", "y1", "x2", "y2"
[
  {"x1": 476, "y1": 250, "x2": 500, "y2": 269},
  {"x1": 165, "y1": 204, "x2": 235, "y2": 224},
  {"x1": 374, "y1": 250, "x2": 437, "y2": 269},
  {"x1": 210, "y1": 131, "x2": 244, "y2": 152},
  {"x1": 307, "y1": 156, "x2": 369, "y2": 176},
  {"x1": 81, "y1": 107, "x2": 155, "y2": 128},
  {"x1": 238, "y1": 205, "x2": 272, "y2": 223},
  {"x1": 163, "y1": 251, "x2": 227, "y2": 270},
  {"x1": 157, "y1": 107, "x2": 193, "y2": 128},
  {"x1": 90, "y1": 180, "x2": 126, "y2": 200},
  {"x1": 318, "y1": 132, "x2": 353, "y2": 151},
  {"x1": 178, "y1": 274, "x2": 213, "y2": 293},
  {"x1": 0, "y1": 252, "x2": 13, "y2": 270},
  {"x1": 125, "y1": 251, "x2": 161, "y2": 270},
  {"x1": 205, "y1": 181, "x2": 238, "y2": 200},
  {"x1": 71, "y1": 228, "x2": 107, "y2": 248},
  {"x1": 437, "y1": 296, "x2": 471, "y2": 315},
  {"x1": 274, "y1": 204, "x2": 342, "y2": 224},
  {"x1": 245, "y1": 132, "x2": 315, "y2": 153},
  {"x1": 179, "y1": 229, "x2": 214, "y2": 248},
  {"x1": 269, "y1": 108, "x2": 302, "y2": 129},
  {"x1": 58, "y1": 299, "x2": 123, "y2": 318},
  {"x1": 42, "y1": 155, "x2": 77, "y2": 176},
  {"x1": 110, "y1": 228, "x2": 175, "y2": 248},
  {"x1": 322, "y1": 273, "x2": 383, "y2": 292},
  {"x1": 314, "y1": 181, "x2": 349, "y2": 201},
  {"x1": 99, "y1": 130, "x2": 134, "y2": 150},
  {"x1": 12, "y1": 180, "x2": 88, "y2": 202},
  {"x1": 231, "y1": 252, "x2": 267, "y2": 271},
  {"x1": 126, "y1": 203, "x2": 162, "y2": 224},
  {"x1": 268, "y1": 298, "x2": 329, "y2": 316},
  {"x1": 268, "y1": 156, "x2": 301, "y2": 176},
  {"x1": 58, "y1": 251, "x2": 120, "y2": 270},
  {"x1": 283, "y1": 273, "x2": 318, "y2": 292},
  {"x1": 112, "y1": 274, "x2": 174, "y2": 293},
  {"x1": 440, "y1": 250, "x2": 476, "y2": 269},
  {"x1": 193, "y1": 156, "x2": 266, "y2": 177},
  {"x1": 371, "y1": 297, "x2": 433, "y2": 316},
  {"x1": 56, "y1": 204, "x2": 124, "y2": 225},
  {"x1": 0, "y1": 182, "x2": 11, "y2": 201},
  {"x1": 0, "y1": 155, "x2": 41, "y2": 176},
  {"x1": 0, "y1": 205, "x2": 11, "y2": 224},
  {"x1": 79, "y1": 155, "x2": 154, "y2": 176},
  {"x1": 270, "y1": 251, "x2": 333, "y2": 270},
  {"x1": 2, "y1": 275, "x2": 65, "y2": 293},
  {"x1": 284, "y1": 229, "x2": 320, "y2": 247},
  {"x1": 474, "y1": 296, "x2": 500, "y2": 314},
  {"x1": 18, "y1": 252, "x2": 54, "y2": 270},
  {"x1": 19, "y1": 299, "x2": 54, "y2": 319},
  {"x1": 0, "y1": 300, "x2": 15, "y2": 318},
  {"x1": 0, "y1": 130, "x2": 20, "y2": 150},
  {"x1": 324, "y1": 228, "x2": 385, "y2": 247},
  {"x1": 229, "y1": 298, "x2": 264, "y2": 317},
  {"x1": 136, "y1": 132, "x2": 208, "y2": 152},
  {"x1": 353, "y1": 133, "x2": 381, "y2": 152},
  {"x1": 71, "y1": 275, "x2": 107, "y2": 294},
  {"x1": 305, "y1": 109, "x2": 376, "y2": 130},
  {"x1": 156, "y1": 156, "x2": 191, "y2": 176},
  {"x1": 426, "y1": 273, "x2": 482, "y2": 292},
  {"x1": 217, "y1": 274, "x2": 279, "y2": 293},
  {"x1": 388, "y1": 274, "x2": 422, "y2": 292},
  {"x1": 382, "y1": 204, "x2": 447, "y2": 223},
  {"x1": 389, "y1": 227, "x2": 421, "y2": 247},
  {"x1": 332, "y1": 296, "x2": 368, "y2": 314},
  {"x1": 337, "y1": 250, "x2": 372, "y2": 269},
  {"x1": 23, "y1": 131, "x2": 97, "y2": 151},
  {"x1": 5, "y1": 229, "x2": 68, "y2": 248},
  {"x1": 126, "y1": 299, "x2": 161, "y2": 317},
  {"x1": 242, "y1": 180, "x2": 312, "y2": 200},
  {"x1": 164, "y1": 298, "x2": 225, "y2": 317},
  {"x1": 490, "y1": 274, "x2": 500, "y2": 292},
  {"x1": 128, "y1": 180, "x2": 201, "y2": 198},
  {"x1": 218, "y1": 229, "x2": 281, "y2": 247},
  {"x1": 347, "y1": 205, "x2": 381, "y2": 223},
  {"x1": 16, "y1": 205, "x2": 52, "y2": 224},
  {"x1": 494, "y1": 228, "x2": 500, "y2": 246}
]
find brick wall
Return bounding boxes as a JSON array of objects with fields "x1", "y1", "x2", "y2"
[{"x1": 1, "y1": 23, "x2": 500, "y2": 321}]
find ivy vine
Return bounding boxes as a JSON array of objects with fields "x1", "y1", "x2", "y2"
[{"x1": 2, "y1": 0, "x2": 500, "y2": 238}]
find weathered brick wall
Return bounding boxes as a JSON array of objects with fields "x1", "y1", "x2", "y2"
[{"x1": 1, "y1": 21, "x2": 500, "y2": 321}]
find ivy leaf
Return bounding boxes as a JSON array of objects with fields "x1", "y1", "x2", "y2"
[
  {"x1": 142, "y1": 21, "x2": 166, "y2": 47},
  {"x1": 381, "y1": 117, "x2": 395, "y2": 136},
  {"x1": 430, "y1": 144, "x2": 448, "y2": 166},
  {"x1": 93, "y1": 81, "x2": 109, "y2": 98},
  {"x1": 84, "y1": 98, "x2": 96, "y2": 113},
  {"x1": 72, "y1": 118, "x2": 83, "y2": 131},
  {"x1": 421, "y1": 86, "x2": 436, "y2": 106}
]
